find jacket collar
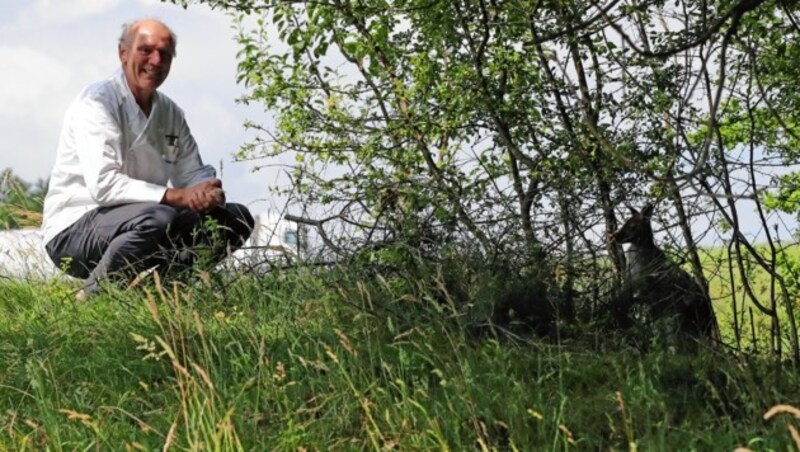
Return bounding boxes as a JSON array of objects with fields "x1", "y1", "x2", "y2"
[{"x1": 113, "y1": 68, "x2": 159, "y2": 121}]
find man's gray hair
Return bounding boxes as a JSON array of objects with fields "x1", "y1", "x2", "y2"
[{"x1": 118, "y1": 18, "x2": 177, "y2": 57}]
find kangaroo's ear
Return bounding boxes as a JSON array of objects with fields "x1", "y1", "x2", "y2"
[
  {"x1": 641, "y1": 203, "x2": 654, "y2": 218},
  {"x1": 628, "y1": 206, "x2": 639, "y2": 216}
]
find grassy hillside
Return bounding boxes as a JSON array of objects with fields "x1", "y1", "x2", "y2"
[{"x1": 1, "y1": 265, "x2": 799, "y2": 450}]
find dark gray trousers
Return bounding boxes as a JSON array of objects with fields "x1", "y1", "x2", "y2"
[{"x1": 45, "y1": 202, "x2": 254, "y2": 291}]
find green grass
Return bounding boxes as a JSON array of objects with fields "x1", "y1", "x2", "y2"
[{"x1": 1, "y1": 266, "x2": 799, "y2": 450}]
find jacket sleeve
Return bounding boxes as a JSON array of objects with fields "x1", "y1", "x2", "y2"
[
  {"x1": 73, "y1": 98, "x2": 167, "y2": 205},
  {"x1": 170, "y1": 114, "x2": 217, "y2": 188}
]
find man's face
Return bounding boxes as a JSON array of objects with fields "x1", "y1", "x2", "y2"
[{"x1": 118, "y1": 21, "x2": 174, "y2": 101}]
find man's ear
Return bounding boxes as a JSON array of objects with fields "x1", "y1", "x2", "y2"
[{"x1": 118, "y1": 43, "x2": 127, "y2": 63}]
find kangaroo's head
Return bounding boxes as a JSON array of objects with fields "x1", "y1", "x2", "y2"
[{"x1": 613, "y1": 203, "x2": 655, "y2": 247}]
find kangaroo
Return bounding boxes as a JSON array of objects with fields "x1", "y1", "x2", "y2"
[{"x1": 613, "y1": 204, "x2": 719, "y2": 346}]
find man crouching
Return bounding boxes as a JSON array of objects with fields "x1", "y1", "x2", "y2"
[{"x1": 41, "y1": 18, "x2": 254, "y2": 299}]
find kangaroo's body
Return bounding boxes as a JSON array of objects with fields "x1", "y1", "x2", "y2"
[{"x1": 613, "y1": 204, "x2": 719, "y2": 345}]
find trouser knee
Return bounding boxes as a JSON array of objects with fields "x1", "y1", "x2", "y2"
[
  {"x1": 224, "y1": 203, "x2": 255, "y2": 243},
  {"x1": 139, "y1": 204, "x2": 179, "y2": 229},
  {"x1": 135, "y1": 204, "x2": 181, "y2": 243}
]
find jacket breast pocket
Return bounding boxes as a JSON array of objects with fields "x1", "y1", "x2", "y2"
[{"x1": 125, "y1": 141, "x2": 169, "y2": 185}]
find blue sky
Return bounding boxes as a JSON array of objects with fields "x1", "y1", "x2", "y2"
[{"x1": 1, "y1": 0, "x2": 286, "y2": 213}]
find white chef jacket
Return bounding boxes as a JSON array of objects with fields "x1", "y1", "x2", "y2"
[{"x1": 41, "y1": 69, "x2": 216, "y2": 245}]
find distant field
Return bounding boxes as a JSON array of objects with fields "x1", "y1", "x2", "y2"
[{"x1": 701, "y1": 242, "x2": 800, "y2": 354}]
